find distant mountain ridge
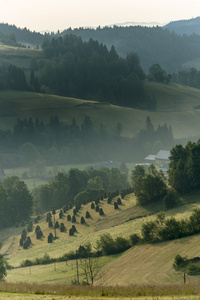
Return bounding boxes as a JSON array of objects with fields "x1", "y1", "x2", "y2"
[
  {"x1": 164, "y1": 17, "x2": 200, "y2": 35},
  {"x1": 1, "y1": 19, "x2": 200, "y2": 72}
]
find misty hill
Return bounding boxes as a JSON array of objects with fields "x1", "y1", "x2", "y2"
[
  {"x1": 164, "y1": 17, "x2": 200, "y2": 36},
  {"x1": 59, "y1": 26, "x2": 200, "y2": 73},
  {"x1": 0, "y1": 23, "x2": 45, "y2": 47},
  {"x1": 2, "y1": 23, "x2": 200, "y2": 73}
]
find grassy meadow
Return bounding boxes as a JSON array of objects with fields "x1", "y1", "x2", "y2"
[
  {"x1": 1, "y1": 190, "x2": 200, "y2": 287},
  {"x1": 0, "y1": 43, "x2": 41, "y2": 70},
  {"x1": 1, "y1": 82, "x2": 200, "y2": 140}
]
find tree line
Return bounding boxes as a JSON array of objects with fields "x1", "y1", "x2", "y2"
[
  {"x1": 0, "y1": 115, "x2": 174, "y2": 169},
  {"x1": 168, "y1": 140, "x2": 200, "y2": 194},
  {"x1": 39, "y1": 34, "x2": 149, "y2": 108},
  {"x1": 33, "y1": 167, "x2": 129, "y2": 213}
]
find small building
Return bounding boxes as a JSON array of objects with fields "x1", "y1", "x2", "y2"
[{"x1": 145, "y1": 150, "x2": 170, "y2": 171}]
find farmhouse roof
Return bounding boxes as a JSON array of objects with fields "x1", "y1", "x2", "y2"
[
  {"x1": 155, "y1": 150, "x2": 170, "y2": 160},
  {"x1": 145, "y1": 154, "x2": 156, "y2": 161}
]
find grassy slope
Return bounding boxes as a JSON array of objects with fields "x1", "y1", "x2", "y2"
[
  {"x1": 0, "y1": 43, "x2": 41, "y2": 70},
  {"x1": 3, "y1": 190, "x2": 200, "y2": 285},
  {"x1": 1, "y1": 82, "x2": 200, "y2": 140}
]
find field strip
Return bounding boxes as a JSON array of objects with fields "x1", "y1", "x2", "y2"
[{"x1": 0, "y1": 294, "x2": 199, "y2": 300}]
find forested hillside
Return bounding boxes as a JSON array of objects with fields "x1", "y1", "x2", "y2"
[
  {"x1": 1, "y1": 23, "x2": 200, "y2": 73},
  {"x1": 164, "y1": 17, "x2": 200, "y2": 36},
  {"x1": 59, "y1": 26, "x2": 200, "y2": 72}
]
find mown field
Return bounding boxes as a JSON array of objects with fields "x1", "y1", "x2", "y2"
[{"x1": 0, "y1": 190, "x2": 200, "y2": 286}]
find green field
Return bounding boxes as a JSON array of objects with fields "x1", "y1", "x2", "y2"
[
  {"x1": 0, "y1": 43, "x2": 41, "y2": 70},
  {"x1": 1, "y1": 190, "x2": 200, "y2": 287},
  {"x1": 1, "y1": 82, "x2": 200, "y2": 141}
]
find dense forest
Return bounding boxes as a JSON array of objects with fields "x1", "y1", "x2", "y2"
[
  {"x1": 59, "y1": 26, "x2": 200, "y2": 73},
  {"x1": 1, "y1": 23, "x2": 200, "y2": 73},
  {"x1": 0, "y1": 116, "x2": 174, "y2": 169},
  {"x1": 39, "y1": 34, "x2": 148, "y2": 108},
  {"x1": 164, "y1": 17, "x2": 200, "y2": 36}
]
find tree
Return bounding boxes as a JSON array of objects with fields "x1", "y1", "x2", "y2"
[
  {"x1": 1, "y1": 177, "x2": 33, "y2": 227},
  {"x1": 0, "y1": 255, "x2": 6, "y2": 280},
  {"x1": 135, "y1": 165, "x2": 167, "y2": 205},
  {"x1": 173, "y1": 254, "x2": 188, "y2": 283},
  {"x1": 79, "y1": 243, "x2": 99, "y2": 285},
  {"x1": 148, "y1": 63, "x2": 168, "y2": 83}
]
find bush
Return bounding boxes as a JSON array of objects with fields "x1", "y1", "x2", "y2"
[
  {"x1": 91, "y1": 202, "x2": 95, "y2": 209},
  {"x1": 73, "y1": 208, "x2": 77, "y2": 215},
  {"x1": 72, "y1": 215, "x2": 76, "y2": 223},
  {"x1": 85, "y1": 211, "x2": 90, "y2": 218},
  {"x1": 164, "y1": 190, "x2": 178, "y2": 209},
  {"x1": 107, "y1": 197, "x2": 112, "y2": 204},
  {"x1": 60, "y1": 223, "x2": 66, "y2": 232},
  {"x1": 67, "y1": 214, "x2": 71, "y2": 221},
  {"x1": 46, "y1": 212, "x2": 52, "y2": 222},
  {"x1": 81, "y1": 216, "x2": 85, "y2": 224},
  {"x1": 114, "y1": 202, "x2": 118, "y2": 209},
  {"x1": 48, "y1": 233, "x2": 53, "y2": 243},
  {"x1": 130, "y1": 233, "x2": 140, "y2": 246},
  {"x1": 21, "y1": 229, "x2": 27, "y2": 241},
  {"x1": 48, "y1": 220, "x2": 53, "y2": 227},
  {"x1": 72, "y1": 225, "x2": 77, "y2": 233},
  {"x1": 63, "y1": 205, "x2": 68, "y2": 213},
  {"x1": 95, "y1": 205, "x2": 99, "y2": 212},
  {"x1": 35, "y1": 225, "x2": 41, "y2": 234},
  {"x1": 36, "y1": 230, "x2": 43, "y2": 239},
  {"x1": 55, "y1": 221, "x2": 59, "y2": 229},
  {"x1": 99, "y1": 208, "x2": 104, "y2": 215},
  {"x1": 27, "y1": 221, "x2": 33, "y2": 232},
  {"x1": 117, "y1": 197, "x2": 122, "y2": 205},
  {"x1": 59, "y1": 210, "x2": 63, "y2": 219},
  {"x1": 69, "y1": 228, "x2": 74, "y2": 236}
]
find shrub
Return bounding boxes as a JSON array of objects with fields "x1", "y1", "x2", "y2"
[
  {"x1": 95, "y1": 205, "x2": 99, "y2": 212},
  {"x1": 117, "y1": 197, "x2": 122, "y2": 205},
  {"x1": 95, "y1": 198, "x2": 99, "y2": 205},
  {"x1": 36, "y1": 230, "x2": 43, "y2": 239},
  {"x1": 72, "y1": 225, "x2": 77, "y2": 233},
  {"x1": 69, "y1": 228, "x2": 74, "y2": 236},
  {"x1": 26, "y1": 236, "x2": 32, "y2": 246},
  {"x1": 81, "y1": 216, "x2": 85, "y2": 224},
  {"x1": 107, "y1": 197, "x2": 112, "y2": 204},
  {"x1": 63, "y1": 205, "x2": 68, "y2": 213},
  {"x1": 114, "y1": 202, "x2": 118, "y2": 209},
  {"x1": 35, "y1": 225, "x2": 41, "y2": 234},
  {"x1": 48, "y1": 220, "x2": 53, "y2": 227},
  {"x1": 72, "y1": 215, "x2": 76, "y2": 223},
  {"x1": 46, "y1": 212, "x2": 52, "y2": 222},
  {"x1": 73, "y1": 208, "x2": 77, "y2": 215},
  {"x1": 55, "y1": 221, "x2": 59, "y2": 229},
  {"x1": 99, "y1": 208, "x2": 104, "y2": 215},
  {"x1": 27, "y1": 221, "x2": 33, "y2": 232},
  {"x1": 164, "y1": 190, "x2": 178, "y2": 209},
  {"x1": 60, "y1": 223, "x2": 66, "y2": 232},
  {"x1": 130, "y1": 233, "x2": 140, "y2": 246},
  {"x1": 91, "y1": 202, "x2": 95, "y2": 209},
  {"x1": 67, "y1": 214, "x2": 71, "y2": 221},
  {"x1": 48, "y1": 233, "x2": 53, "y2": 243},
  {"x1": 59, "y1": 210, "x2": 63, "y2": 219},
  {"x1": 21, "y1": 229, "x2": 27, "y2": 241},
  {"x1": 19, "y1": 238, "x2": 23, "y2": 247},
  {"x1": 85, "y1": 211, "x2": 90, "y2": 218}
]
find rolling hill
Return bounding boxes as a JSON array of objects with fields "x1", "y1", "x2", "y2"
[
  {"x1": 2, "y1": 188, "x2": 200, "y2": 285},
  {"x1": 1, "y1": 82, "x2": 200, "y2": 142}
]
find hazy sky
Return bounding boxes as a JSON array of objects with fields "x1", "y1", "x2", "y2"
[{"x1": 1, "y1": 0, "x2": 200, "y2": 32}]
